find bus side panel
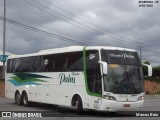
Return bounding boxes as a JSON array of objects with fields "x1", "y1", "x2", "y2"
[
  {"x1": 5, "y1": 72, "x2": 92, "y2": 109},
  {"x1": 30, "y1": 72, "x2": 92, "y2": 108},
  {"x1": 5, "y1": 73, "x2": 17, "y2": 99}
]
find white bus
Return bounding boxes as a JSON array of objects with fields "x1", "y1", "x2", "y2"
[{"x1": 5, "y1": 46, "x2": 152, "y2": 113}]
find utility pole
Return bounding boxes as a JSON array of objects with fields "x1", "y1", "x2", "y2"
[
  {"x1": 3, "y1": 0, "x2": 6, "y2": 79},
  {"x1": 138, "y1": 42, "x2": 142, "y2": 61}
]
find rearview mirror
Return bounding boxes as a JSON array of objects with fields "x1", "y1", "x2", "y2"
[
  {"x1": 141, "y1": 63, "x2": 152, "y2": 77},
  {"x1": 98, "y1": 61, "x2": 108, "y2": 75}
]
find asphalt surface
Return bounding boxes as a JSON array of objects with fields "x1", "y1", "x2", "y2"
[{"x1": 0, "y1": 96, "x2": 160, "y2": 120}]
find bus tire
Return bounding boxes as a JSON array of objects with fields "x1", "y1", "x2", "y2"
[
  {"x1": 15, "y1": 91, "x2": 22, "y2": 105},
  {"x1": 76, "y1": 96, "x2": 83, "y2": 114},
  {"x1": 22, "y1": 92, "x2": 29, "y2": 107}
]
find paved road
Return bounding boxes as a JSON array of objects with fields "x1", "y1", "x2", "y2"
[{"x1": 0, "y1": 96, "x2": 160, "y2": 120}]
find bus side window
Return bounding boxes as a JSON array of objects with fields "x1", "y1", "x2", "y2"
[
  {"x1": 68, "y1": 52, "x2": 83, "y2": 71},
  {"x1": 34, "y1": 56, "x2": 43, "y2": 72},
  {"x1": 7, "y1": 59, "x2": 11, "y2": 73},
  {"x1": 53, "y1": 53, "x2": 68, "y2": 72},
  {"x1": 86, "y1": 50, "x2": 102, "y2": 94},
  {"x1": 40, "y1": 55, "x2": 54, "y2": 72}
]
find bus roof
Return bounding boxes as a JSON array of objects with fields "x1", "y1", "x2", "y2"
[
  {"x1": 7, "y1": 46, "x2": 136, "y2": 59},
  {"x1": 86, "y1": 46, "x2": 136, "y2": 51}
]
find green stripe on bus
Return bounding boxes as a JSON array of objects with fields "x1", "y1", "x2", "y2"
[{"x1": 83, "y1": 47, "x2": 102, "y2": 97}]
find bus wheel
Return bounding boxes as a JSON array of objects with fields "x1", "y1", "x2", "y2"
[
  {"x1": 22, "y1": 92, "x2": 29, "y2": 107},
  {"x1": 76, "y1": 96, "x2": 83, "y2": 114},
  {"x1": 15, "y1": 91, "x2": 22, "y2": 105}
]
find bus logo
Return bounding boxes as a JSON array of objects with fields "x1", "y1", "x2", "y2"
[
  {"x1": 109, "y1": 53, "x2": 134, "y2": 59},
  {"x1": 59, "y1": 73, "x2": 75, "y2": 84}
]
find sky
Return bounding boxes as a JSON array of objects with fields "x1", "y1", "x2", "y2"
[{"x1": 0, "y1": 0, "x2": 160, "y2": 66}]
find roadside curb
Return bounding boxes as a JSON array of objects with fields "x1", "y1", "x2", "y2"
[
  {"x1": 145, "y1": 95, "x2": 160, "y2": 99},
  {"x1": 144, "y1": 95, "x2": 160, "y2": 103}
]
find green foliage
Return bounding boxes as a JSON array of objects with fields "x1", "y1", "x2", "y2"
[
  {"x1": 144, "y1": 61, "x2": 150, "y2": 65},
  {"x1": 156, "y1": 91, "x2": 160, "y2": 95},
  {"x1": 149, "y1": 76, "x2": 160, "y2": 83},
  {"x1": 147, "y1": 66, "x2": 160, "y2": 83},
  {"x1": 142, "y1": 61, "x2": 160, "y2": 83},
  {"x1": 153, "y1": 66, "x2": 160, "y2": 77}
]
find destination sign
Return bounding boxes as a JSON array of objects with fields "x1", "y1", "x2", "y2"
[{"x1": 101, "y1": 50, "x2": 140, "y2": 65}]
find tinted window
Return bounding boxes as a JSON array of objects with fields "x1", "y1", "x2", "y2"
[
  {"x1": 86, "y1": 50, "x2": 102, "y2": 94},
  {"x1": 7, "y1": 51, "x2": 83, "y2": 73},
  {"x1": 101, "y1": 50, "x2": 140, "y2": 65},
  {"x1": 54, "y1": 54, "x2": 68, "y2": 72},
  {"x1": 7, "y1": 59, "x2": 14, "y2": 73},
  {"x1": 18, "y1": 58, "x2": 28, "y2": 72},
  {"x1": 54, "y1": 52, "x2": 83, "y2": 72},
  {"x1": 41, "y1": 55, "x2": 54, "y2": 72},
  {"x1": 68, "y1": 52, "x2": 83, "y2": 71}
]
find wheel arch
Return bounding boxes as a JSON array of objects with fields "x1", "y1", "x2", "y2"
[
  {"x1": 14, "y1": 89, "x2": 22, "y2": 105},
  {"x1": 21, "y1": 90, "x2": 29, "y2": 99},
  {"x1": 15, "y1": 90, "x2": 21, "y2": 97},
  {"x1": 22, "y1": 90, "x2": 27, "y2": 95},
  {"x1": 71, "y1": 93, "x2": 83, "y2": 106}
]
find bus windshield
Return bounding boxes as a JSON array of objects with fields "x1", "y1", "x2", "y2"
[
  {"x1": 101, "y1": 50, "x2": 144, "y2": 94},
  {"x1": 103, "y1": 64, "x2": 144, "y2": 94}
]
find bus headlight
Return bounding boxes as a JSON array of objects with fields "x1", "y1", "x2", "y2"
[
  {"x1": 103, "y1": 95, "x2": 116, "y2": 101},
  {"x1": 137, "y1": 96, "x2": 144, "y2": 101}
]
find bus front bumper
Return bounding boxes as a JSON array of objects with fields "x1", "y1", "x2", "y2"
[{"x1": 100, "y1": 100, "x2": 144, "y2": 111}]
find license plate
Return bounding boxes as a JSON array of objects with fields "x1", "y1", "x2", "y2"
[{"x1": 123, "y1": 104, "x2": 130, "y2": 107}]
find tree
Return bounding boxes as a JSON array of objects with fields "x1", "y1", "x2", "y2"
[
  {"x1": 153, "y1": 66, "x2": 160, "y2": 77},
  {"x1": 144, "y1": 61, "x2": 150, "y2": 65}
]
